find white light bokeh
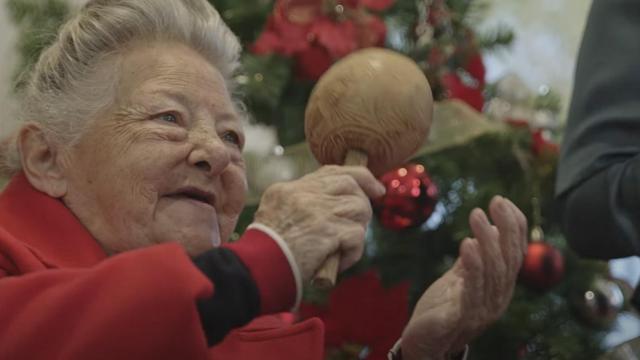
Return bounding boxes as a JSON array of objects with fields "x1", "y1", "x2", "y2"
[{"x1": 477, "y1": 0, "x2": 592, "y2": 118}]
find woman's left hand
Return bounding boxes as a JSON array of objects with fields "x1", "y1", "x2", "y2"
[{"x1": 400, "y1": 196, "x2": 527, "y2": 360}]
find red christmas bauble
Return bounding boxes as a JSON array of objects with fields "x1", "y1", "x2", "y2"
[
  {"x1": 372, "y1": 164, "x2": 438, "y2": 230},
  {"x1": 519, "y1": 242, "x2": 565, "y2": 291}
]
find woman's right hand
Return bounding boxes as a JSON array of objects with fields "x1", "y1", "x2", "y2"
[{"x1": 254, "y1": 165, "x2": 386, "y2": 282}]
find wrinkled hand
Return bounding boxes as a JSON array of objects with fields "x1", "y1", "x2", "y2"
[
  {"x1": 401, "y1": 196, "x2": 527, "y2": 360},
  {"x1": 254, "y1": 165, "x2": 385, "y2": 282}
]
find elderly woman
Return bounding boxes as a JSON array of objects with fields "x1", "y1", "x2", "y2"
[{"x1": 0, "y1": 0, "x2": 527, "y2": 359}]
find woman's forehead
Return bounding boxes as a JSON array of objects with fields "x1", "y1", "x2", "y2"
[
  {"x1": 119, "y1": 42, "x2": 226, "y2": 89},
  {"x1": 116, "y1": 43, "x2": 236, "y2": 112}
]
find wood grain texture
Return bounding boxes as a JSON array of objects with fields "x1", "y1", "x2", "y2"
[
  {"x1": 305, "y1": 48, "x2": 433, "y2": 176},
  {"x1": 305, "y1": 48, "x2": 433, "y2": 288}
]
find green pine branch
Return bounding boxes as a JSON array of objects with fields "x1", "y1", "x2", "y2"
[
  {"x1": 209, "y1": 0, "x2": 273, "y2": 44},
  {"x1": 449, "y1": 0, "x2": 490, "y2": 26},
  {"x1": 478, "y1": 24, "x2": 515, "y2": 51},
  {"x1": 7, "y1": 0, "x2": 70, "y2": 89}
]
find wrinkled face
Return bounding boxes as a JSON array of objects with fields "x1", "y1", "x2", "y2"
[{"x1": 61, "y1": 42, "x2": 247, "y2": 256}]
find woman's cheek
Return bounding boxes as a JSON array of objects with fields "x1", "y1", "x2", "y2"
[
  {"x1": 221, "y1": 166, "x2": 247, "y2": 215},
  {"x1": 168, "y1": 127, "x2": 189, "y2": 142},
  {"x1": 151, "y1": 126, "x2": 189, "y2": 142}
]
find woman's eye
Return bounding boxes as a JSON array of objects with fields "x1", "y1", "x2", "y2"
[
  {"x1": 158, "y1": 113, "x2": 178, "y2": 124},
  {"x1": 222, "y1": 131, "x2": 241, "y2": 146}
]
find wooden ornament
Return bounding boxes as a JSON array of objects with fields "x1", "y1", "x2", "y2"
[{"x1": 305, "y1": 48, "x2": 433, "y2": 288}]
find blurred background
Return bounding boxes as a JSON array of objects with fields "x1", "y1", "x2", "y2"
[
  {"x1": 4, "y1": 1, "x2": 640, "y2": 359},
  {"x1": 0, "y1": 0, "x2": 591, "y2": 133}
]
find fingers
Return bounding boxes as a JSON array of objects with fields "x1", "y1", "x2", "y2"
[
  {"x1": 468, "y1": 196, "x2": 524, "y2": 318},
  {"x1": 459, "y1": 237, "x2": 483, "y2": 283},
  {"x1": 312, "y1": 214, "x2": 367, "y2": 273},
  {"x1": 458, "y1": 237, "x2": 486, "y2": 335},
  {"x1": 468, "y1": 207, "x2": 507, "y2": 307},
  {"x1": 255, "y1": 165, "x2": 381, "y2": 282},
  {"x1": 316, "y1": 165, "x2": 386, "y2": 199},
  {"x1": 505, "y1": 198, "x2": 528, "y2": 257},
  {"x1": 488, "y1": 196, "x2": 523, "y2": 282},
  {"x1": 336, "y1": 223, "x2": 367, "y2": 271},
  {"x1": 330, "y1": 194, "x2": 373, "y2": 225},
  {"x1": 397, "y1": 198, "x2": 526, "y2": 358}
]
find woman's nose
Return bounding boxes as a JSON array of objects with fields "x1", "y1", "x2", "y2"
[{"x1": 187, "y1": 129, "x2": 231, "y2": 176}]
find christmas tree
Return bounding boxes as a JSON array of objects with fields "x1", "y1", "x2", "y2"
[{"x1": 7, "y1": 0, "x2": 632, "y2": 359}]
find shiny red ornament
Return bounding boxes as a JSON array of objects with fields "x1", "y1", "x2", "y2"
[
  {"x1": 372, "y1": 164, "x2": 438, "y2": 230},
  {"x1": 519, "y1": 242, "x2": 565, "y2": 291}
]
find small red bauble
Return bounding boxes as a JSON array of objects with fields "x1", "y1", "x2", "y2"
[
  {"x1": 372, "y1": 164, "x2": 438, "y2": 230},
  {"x1": 531, "y1": 129, "x2": 560, "y2": 157},
  {"x1": 519, "y1": 242, "x2": 565, "y2": 291}
]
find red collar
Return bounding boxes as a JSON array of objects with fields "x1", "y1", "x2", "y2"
[{"x1": 0, "y1": 172, "x2": 107, "y2": 268}]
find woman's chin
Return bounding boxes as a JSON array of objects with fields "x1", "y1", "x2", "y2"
[{"x1": 150, "y1": 225, "x2": 221, "y2": 256}]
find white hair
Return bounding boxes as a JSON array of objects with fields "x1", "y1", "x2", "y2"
[{"x1": 1, "y1": 0, "x2": 242, "y2": 175}]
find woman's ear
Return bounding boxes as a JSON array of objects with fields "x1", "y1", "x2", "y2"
[{"x1": 18, "y1": 124, "x2": 68, "y2": 198}]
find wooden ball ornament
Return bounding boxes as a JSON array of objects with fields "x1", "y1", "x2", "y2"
[{"x1": 305, "y1": 48, "x2": 434, "y2": 288}]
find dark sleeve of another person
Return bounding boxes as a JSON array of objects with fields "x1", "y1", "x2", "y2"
[{"x1": 556, "y1": 0, "x2": 640, "y2": 259}]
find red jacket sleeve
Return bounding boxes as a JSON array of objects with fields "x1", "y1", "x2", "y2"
[
  {"x1": 0, "y1": 244, "x2": 212, "y2": 360},
  {"x1": 0, "y1": 229, "x2": 298, "y2": 359},
  {"x1": 223, "y1": 228, "x2": 298, "y2": 314}
]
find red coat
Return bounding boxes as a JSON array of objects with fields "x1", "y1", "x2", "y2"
[{"x1": 0, "y1": 173, "x2": 324, "y2": 359}]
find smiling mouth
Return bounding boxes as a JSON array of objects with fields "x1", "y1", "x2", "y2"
[{"x1": 167, "y1": 188, "x2": 215, "y2": 208}]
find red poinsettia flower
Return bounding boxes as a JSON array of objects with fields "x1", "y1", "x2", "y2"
[
  {"x1": 361, "y1": 0, "x2": 395, "y2": 11},
  {"x1": 441, "y1": 72, "x2": 484, "y2": 111},
  {"x1": 439, "y1": 51, "x2": 486, "y2": 111},
  {"x1": 252, "y1": 0, "x2": 392, "y2": 80},
  {"x1": 299, "y1": 270, "x2": 410, "y2": 359},
  {"x1": 465, "y1": 53, "x2": 486, "y2": 87},
  {"x1": 341, "y1": 0, "x2": 361, "y2": 9},
  {"x1": 310, "y1": 17, "x2": 359, "y2": 58},
  {"x1": 358, "y1": 13, "x2": 387, "y2": 47},
  {"x1": 251, "y1": 30, "x2": 282, "y2": 55},
  {"x1": 295, "y1": 44, "x2": 334, "y2": 80},
  {"x1": 252, "y1": 4, "x2": 312, "y2": 56}
]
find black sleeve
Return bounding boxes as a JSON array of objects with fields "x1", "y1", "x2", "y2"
[
  {"x1": 559, "y1": 157, "x2": 640, "y2": 259},
  {"x1": 556, "y1": 0, "x2": 640, "y2": 259},
  {"x1": 192, "y1": 247, "x2": 260, "y2": 346}
]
